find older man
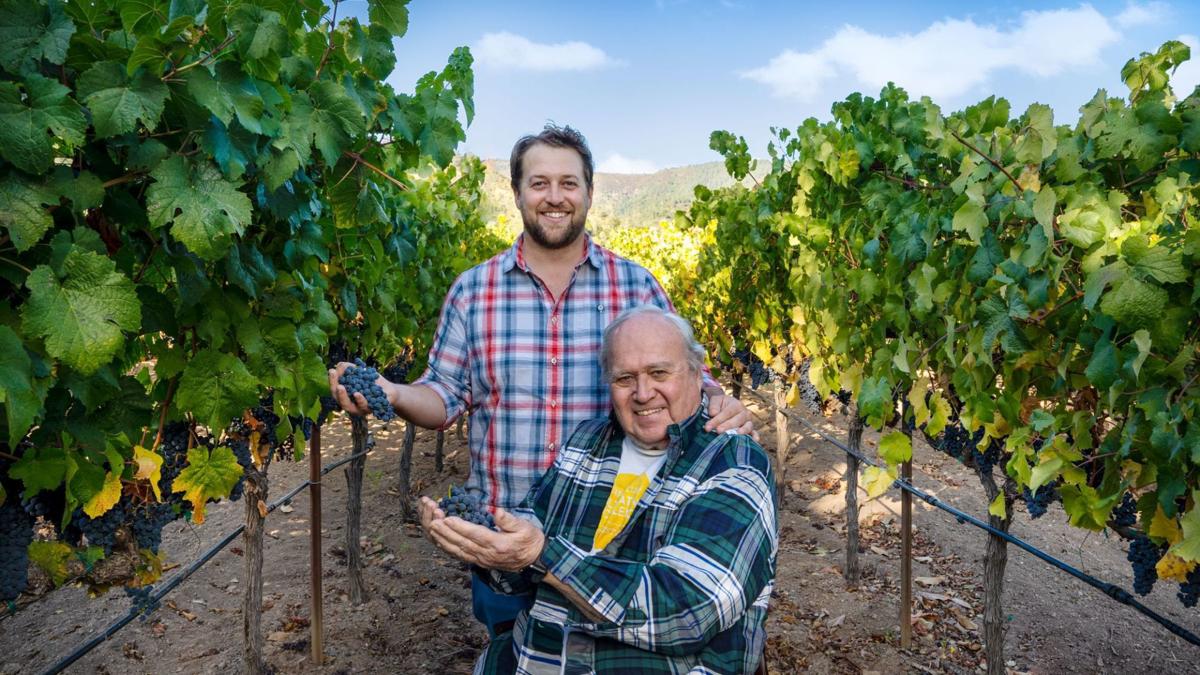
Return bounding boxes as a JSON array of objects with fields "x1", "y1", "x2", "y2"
[{"x1": 421, "y1": 306, "x2": 778, "y2": 674}]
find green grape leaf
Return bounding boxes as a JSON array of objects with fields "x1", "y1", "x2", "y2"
[
  {"x1": 857, "y1": 376, "x2": 891, "y2": 428},
  {"x1": 1014, "y1": 103, "x2": 1056, "y2": 164},
  {"x1": 184, "y1": 67, "x2": 235, "y2": 125},
  {"x1": 175, "y1": 349, "x2": 259, "y2": 433},
  {"x1": 1168, "y1": 494, "x2": 1200, "y2": 562},
  {"x1": 309, "y1": 81, "x2": 366, "y2": 165},
  {"x1": 1122, "y1": 237, "x2": 1186, "y2": 284},
  {"x1": 862, "y1": 465, "x2": 896, "y2": 499},
  {"x1": 0, "y1": 75, "x2": 87, "y2": 174},
  {"x1": 0, "y1": 0, "x2": 75, "y2": 74},
  {"x1": 952, "y1": 201, "x2": 987, "y2": 243},
  {"x1": 119, "y1": 0, "x2": 168, "y2": 36},
  {"x1": 1032, "y1": 186, "x2": 1056, "y2": 238},
  {"x1": 172, "y1": 444, "x2": 244, "y2": 524},
  {"x1": 979, "y1": 295, "x2": 1029, "y2": 354},
  {"x1": 368, "y1": 0, "x2": 409, "y2": 38},
  {"x1": 1084, "y1": 335, "x2": 1118, "y2": 390},
  {"x1": 0, "y1": 326, "x2": 42, "y2": 446},
  {"x1": 0, "y1": 172, "x2": 58, "y2": 252},
  {"x1": 1099, "y1": 277, "x2": 1167, "y2": 331},
  {"x1": 9, "y1": 445, "x2": 65, "y2": 495},
  {"x1": 146, "y1": 156, "x2": 251, "y2": 260},
  {"x1": 21, "y1": 251, "x2": 142, "y2": 375},
  {"x1": 28, "y1": 541, "x2": 73, "y2": 586},
  {"x1": 878, "y1": 431, "x2": 912, "y2": 465},
  {"x1": 77, "y1": 61, "x2": 169, "y2": 138}
]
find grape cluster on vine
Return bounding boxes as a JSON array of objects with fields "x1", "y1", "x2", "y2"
[
  {"x1": 157, "y1": 421, "x2": 192, "y2": 506},
  {"x1": 1127, "y1": 535, "x2": 1165, "y2": 596},
  {"x1": 731, "y1": 348, "x2": 773, "y2": 389},
  {"x1": 796, "y1": 359, "x2": 823, "y2": 415},
  {"x1": 438, "y1": 486, "x2": 495, "y2": 529},
  {"x1": 1179, "y1": 566, "x2": 1200, "y2": 608},
  {"x1": 338, "y1": 359, "x2": 397, "y2": 422},
  {"x1": 127, "y1": 501, "x2": 179, "y2": 553},
  {"x1": 0, "y1": 501, "x2": 33, "y2": 601},
  {"x1": 1112, "y1": 493, "x2": 1138, "y2": 530},
  {"x1": 1021, "y1": 482, "x2": 1059, "y2": 520}
]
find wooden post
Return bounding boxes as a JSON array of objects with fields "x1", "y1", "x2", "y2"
[
  {"x1": 346, "y1": 416, "x2": 368, "y2": 604},
  {"x1": 398, "y1": 423, "x2": 417, "y2": 521},
  {"x1": 309, "y1": 425, "x2": 324, "y2": 664},
  {"x1": 731, "y1": 370, "x2": 744, "y2": 400},
  {"x1": 435, "y1": 429, "x2": 445, "y2": 473},
  {"x1": 242, "y1": 459, "x2": 269, "y2": 675},
  {"x1": 979, "y1": 470, "x2": 1014, "y2": 675},
  {"x1": 900, "y1": 455, "x2": 912, "y2": 649},
  {"x1": 773, "y1": 384, "x2": 790, "y2": 506},
  {"x1": 844, "y1": 409, "x2": 863, "y2": 588}
]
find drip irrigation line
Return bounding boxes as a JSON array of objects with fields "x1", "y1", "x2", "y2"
[
  {"x1": 746, "y1": 387, "x2": 1200, "y2": 649},
  {"x1": 41, "y1": 446, "x2": 373, "y2": 675}
]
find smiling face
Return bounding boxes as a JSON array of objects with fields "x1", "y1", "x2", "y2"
[
  {"x1": 607, "y1": 313, "x2": 704, "y2": 450},
  {"x1": 514, "y1": 143, "x2": 591, "y2": 250}
]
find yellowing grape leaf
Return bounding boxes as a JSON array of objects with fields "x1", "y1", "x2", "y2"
[
  {"x1": 83, "y1": 470, "x2": 122, "y2": 518},
  {"x1": 989, "y1": 493, "x2": 1007, "y2": 520},
  {"x1": 1155, "y1": 552, "x2": 1196, "y2": 582},
  {"x1": 1149, "y1": 505, "x2": 1183, "y2": 545},
  {"x1": 925, "y1": 394, "x2": 951, "y2": 438},
  {"x1": 133, "y1": 445, "x2": 164, "y2": 502},
  {"x1": 173, "y1": 445, "x2": 244, "y2": 524},
  {"x1": 878, "y1": 431, "x2": 912, "y2": 465},
  {"x1": 907, "y1": 379, "x2": 930, "y2": 427},
  {"x1": 862, "y1": 465, "x2": 896, "y2": 499},
  {"x1": 28, "y1": 541, "x2": 74, "y2": 586}
]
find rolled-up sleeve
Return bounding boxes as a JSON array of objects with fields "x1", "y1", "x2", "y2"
[{"x1": 414, "y1": 276, "x2": 471, "y2": 425}]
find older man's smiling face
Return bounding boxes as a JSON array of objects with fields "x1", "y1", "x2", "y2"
[{"x1": 607, "y1": 313, "x2": 703, "y2": 450}]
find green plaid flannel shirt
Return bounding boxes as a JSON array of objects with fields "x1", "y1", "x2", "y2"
[{"x1": 476, "y1": 403, "x2": 778, "y2": 674}]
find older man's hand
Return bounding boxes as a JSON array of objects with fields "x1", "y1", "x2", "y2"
[
  {"x1": 425, "y1": 507, "x2": 545, "y2": 572},
  {"x1": 704, "y1": 391, "x2": 758, "y2": 440}
]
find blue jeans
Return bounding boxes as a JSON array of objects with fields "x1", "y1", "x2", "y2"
[{"x1": 472, "y1": 573, "x2": 534, "y2": 638}]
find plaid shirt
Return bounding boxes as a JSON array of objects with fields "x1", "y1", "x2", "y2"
[
  {"x1": 477, "y1": 405, "x2": 778, "y2": 674},
  {"x1": 416, "y1": 234, "x2": 713, "y2": 510}
]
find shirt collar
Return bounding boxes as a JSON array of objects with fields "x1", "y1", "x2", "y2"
[
  {"x1": 607, "y1": 392, "x2": 711, "y2": 462},
  {"x1": 504, "y1": 232, "x2": 603, "y2": 273}
]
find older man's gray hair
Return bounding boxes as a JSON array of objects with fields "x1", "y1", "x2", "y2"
[{"x1": 600, "y1": 305, "x2": 706, "y2": 381}]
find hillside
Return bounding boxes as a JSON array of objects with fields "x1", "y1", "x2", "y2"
[{"x1": 478, "y1": 158, "x2": 753, "y2": 236}]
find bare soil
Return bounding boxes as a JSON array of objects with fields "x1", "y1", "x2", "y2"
[{"x1": 2, "y1": 392, "x2": 1198, "y2": 675}]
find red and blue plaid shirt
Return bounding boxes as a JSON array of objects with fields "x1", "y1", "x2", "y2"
[{"x1": 416, "y1": 234, "x2": 712, "y2": 510}]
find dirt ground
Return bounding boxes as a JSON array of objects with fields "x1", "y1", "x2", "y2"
[{"x1": 2, "y1": 391, "x2": 1199, "y2": 675}]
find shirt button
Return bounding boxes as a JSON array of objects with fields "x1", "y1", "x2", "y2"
[
  {"x1": 551, "y1": 315, "x2": 559, "y2": 324},
  {"x1": 548, "y1": 442, "x2": 556, "y2": 451},
  {"x1": 597, "y1": 303, "x2": 604, "y2": 311},
  {"x1": 550, "y1": 399, "x2": 557, "y2": 407},
  {"x1": 550, "y1": 357, "x2": 558, "y2": 365}
]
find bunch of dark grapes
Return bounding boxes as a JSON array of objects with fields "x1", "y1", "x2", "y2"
[
  {"x1": 1022, "y1": 482, "x2": 1059, "y2": 519},
  {"x1": 125, "y1": 585, "x2": 160, "y2": 618},
  {"x1": 731, "y1": 348, "x2": 773, "y2": 389},
  {"x1": 930, "y1": 420, "x2": 971, "y2": 461},
  {"x1": 157, "y1": 422, "x2": 192, "y2": 504},
  {"x1": 21, "y1": 488, "x2": 66, "y2": 526},
  {"x1": 227, "y1": 438, "x2": 252, "y2": 502},
  {"x1": 338, "y1": 359, "x2": 397, "y2": 421},
  {"x1": 0, "y1": 500, "x2": 33, "y2": 601},
  {"x1": 70, "y1": 503, "x2": 126, "y2": 554},
  {"x1": 1127, "y1": 534, "x2": 1165, "y2": 596},
  {"x1": 797, "y1": 359, "x2": 823, "y2": 415},
  {"x1": 383, "y1": 359, "x2": 411, "y2": 384},
  {"x1": 126, "y1": 501, "x2": 178, "y2": 553},
  {"x1": 251, "y1": 393, "x2": 280, "y2": 448},
  {"x1": 438, "y1": 486, "x2": 496, "y2": 529},
  {"x1": 835, "y1": 389, "x2": 852, "y2": 406},
  {"x1": 1111, "y1": 493, "x2": 1138, "y2": 531},
  {"x1": 1179, "y1": 565, "x2": 1200, "y2": 608}
]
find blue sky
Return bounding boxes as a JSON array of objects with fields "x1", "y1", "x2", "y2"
[{"x1": 353, "y1": 1, "x2": 1199, "y2": 172}]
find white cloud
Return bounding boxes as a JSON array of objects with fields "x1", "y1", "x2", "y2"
[
  {"x1": 1173, "y1": 34, "x2": 1200, "y2": 96},
  {"x1": 474, "y1": 32, "x2": 621, "y2": 71},
  {"x1": 742, "y1": 5, "x2": 1122, "y2": 102},
  {"x1": 1115, "y1": 1, "x2": 1167, "y2": 28},
  {"x1": 598, "y1": 154, "x2": 658, "y2": 174}
]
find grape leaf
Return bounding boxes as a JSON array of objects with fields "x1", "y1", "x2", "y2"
[
  {"x1": 134, "y1": 445, "x2": 164, "y2": 502},
  {"x1": 0, "y1": 0, "x2": 75, "y2": 74},
  {"x1": 146, "y1": 155, "x2": 251, "y2": 260},
  {"x1": 979, "y1": 295, "x2": 1029, "y2": 354},
  {"x1": 0, "y1": 75, "x2": 87, "y2": 174},
  {"x1": 368, "y1": 0, "x2": 409, "y2": 38},
  {"x1": 1122, "y1": 237, "x2": 1186, "y2": 284},
  {"x1": 1085, "y1": 335, "x2": 1118, "y2": 390},
  {"x1": 175, "y1": 349, "x2": 259, "y2": 433},
  {"x1": 172, "y1": 445, "x2": 244, "y2": 524},
  {"x1": 1099, "y1": 277, "x2": 1167, "y2": 331},
  {"x1": 309, "y1": 82, "x2": 366, "y2": 166},
  {"x1": 9, "y1": 445, "x2": 65, "y2": 495},
  {"x1": 83, "y1": 470, "x2": 122, "y2": 518},
  {"x1": 988, "y1": 493, "x2": 1007, "y2": 520},
  {"x1": 28, "y1": 541, "x2": 73, "y2": 586},
  {"x1": 0, "y1": 326, "x2": 42, "y2": 446},
  {"x1": 861, "y1": 465, "x2": 896, "y2": 499},
  {"x1": 878, "y1": 431, "x2": 912, "y2": 464},
  {"x1": 22, "y1": 250, "x2": 142, "y2": 375},
  {"x1": 77, "y1": 61, "x2": 169, "y2": 139},
  {"x1": 0, "y1": 172, "x2": 58, "y2": 252},
  {"x1": 1168, "y1": 494, "x2": 1200, "y2": 563},
  {"x1": 119, "y1": 0, "x2": 168, "y2": 37}
]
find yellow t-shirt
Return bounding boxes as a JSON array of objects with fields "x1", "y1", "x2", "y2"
[{"x1": 591, "y1": 437, "x2": 668, "y2": 553}]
